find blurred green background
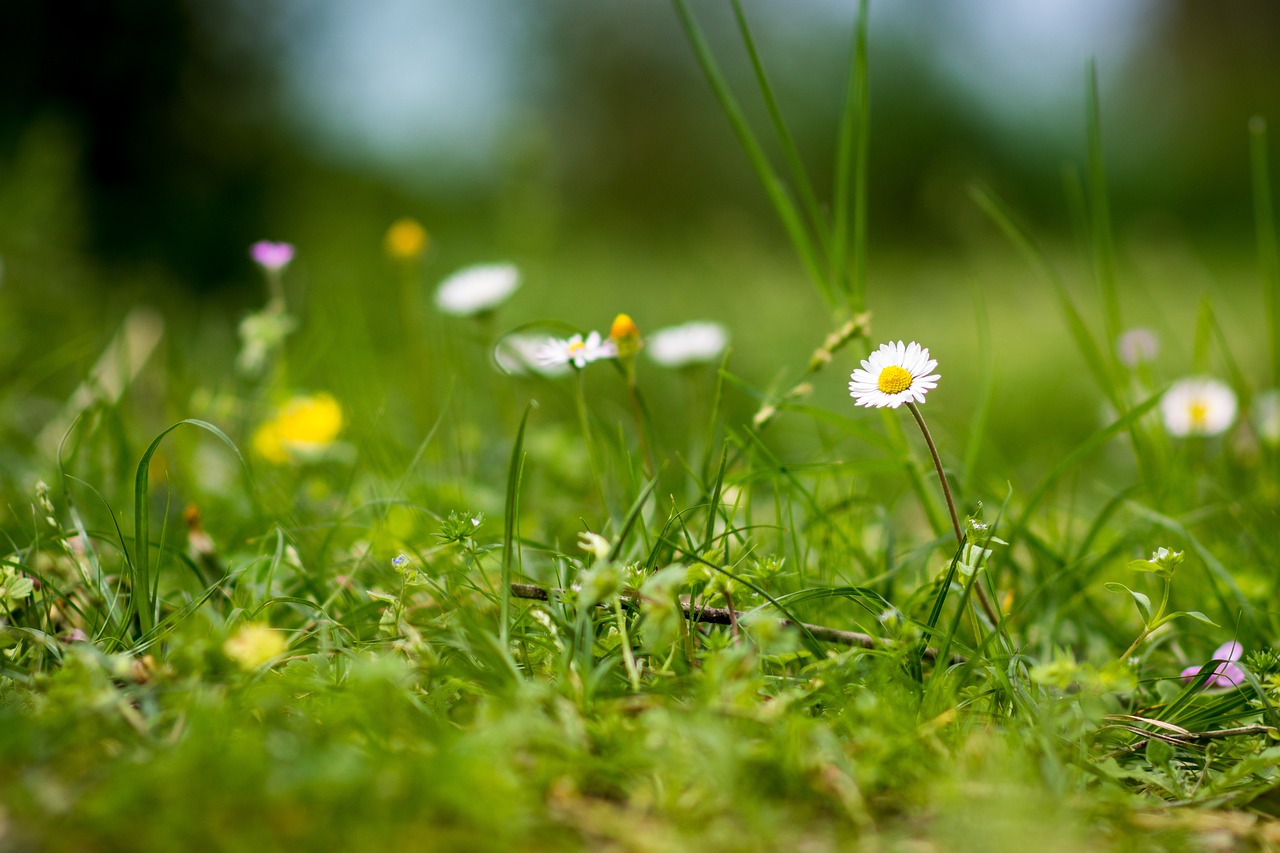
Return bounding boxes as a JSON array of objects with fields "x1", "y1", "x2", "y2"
[{"x1": 2, "y1": 0, "x2": 1279, "y2": 492}]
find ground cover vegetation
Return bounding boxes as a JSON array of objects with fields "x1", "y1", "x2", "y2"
[{"x1": 4, "y1": 3, "x2": 1280, "y2": 850}]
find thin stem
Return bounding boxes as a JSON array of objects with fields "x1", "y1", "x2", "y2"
[
  {"x1": 612, "y1": 596, "x2": 642, "y2": 691},
  {"x1": 906, "y1": 403, "x2": 961, "y2": 545},
  {"x1": 574, "y1": 369, "x2": 609, "y2": 512},
  {"x1": 905, "y1": 402, "x2": 1001, "y2": 628}
]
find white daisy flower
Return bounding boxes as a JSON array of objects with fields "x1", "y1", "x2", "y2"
[
  {"x1": 435, "y1": 263, "x2": 520, "y2": 316},
  {"x1": 494, "y1": 334, "x2": 570, "y2": 377},
  {"x1": 646, "y1": 321, "x2": 729, "y2": 367},
  {"x1": 1160, "y1": 376, "x2": 1237, "y2": 437},
  {"x1": 537, "y1": 331, "x2": 617, "y2": 369},
  {"x1": 849, "y1": 340, "x2": 940, "y2": 409},
  {"x1": 1116, "y1": 327, "x2": 1159, "y2": 367}
]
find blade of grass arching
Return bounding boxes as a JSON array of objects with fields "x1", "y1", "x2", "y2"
[
  {"x1": 1072, "y1": 483, "x2": 1143, "y2": 566},
  {"x1": 134, "y1": 419, "x2": 250, "y2": 637},
  {"x1": 1250, "y1": 116, "x2": 1280, "y2": 385},
  {"x1": 970, "y1": 183, "x2": 1117, "y2": 407},
  {"x1": 728, "y1": 0, "x2": 834, "y2": 277},
  {"x1": 501, "y1": 401, "x2": 535, "y2": 647},
  {"x1": 671, "y1": 0, "x2": 833, "y2": 307},
  {"x1": 1012, "y1": 387, "x2": 1165, "y2": 546},
  {"x1": 962, "y1": 281, "x2": 997, "y2": 487},
  {"x1": 700, "y1": 349, "x2": 731, "y2": 484},
  {"x1": 832, "y1": 0, "x2": 871, "y2": 310},
  {"x1": 1085, "y1": 60, "x2": 1122, "y2": 350},
  {"x1": 608, "y1": 472, "x2": 660, "y2": 563}
]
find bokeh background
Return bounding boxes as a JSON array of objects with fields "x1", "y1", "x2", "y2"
[{"x1": 2, "y1": 0, "x2": 1280, "y2": 485}]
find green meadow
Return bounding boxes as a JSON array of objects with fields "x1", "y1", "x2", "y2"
[{"x1": 3, "y1": 3, "x2": 1280, "y2": 850}]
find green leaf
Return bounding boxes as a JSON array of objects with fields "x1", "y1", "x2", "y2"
[{"x1": 1105, "y1": 581, "x2": 1151, "y2": 624}]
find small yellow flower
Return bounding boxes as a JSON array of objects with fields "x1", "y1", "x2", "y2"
[
  {"x1": 610, "y1": 313, "x2": 642, "y2": 360},
  {"x1": 253, "y1": 393, "x2": 344, "y2": 464},
  {"x1": 384, "y1": 217, "x2": 429, "y2": 260},
  {"x1": 223, "y1": 623, "x2": 288, "y2": 669}
]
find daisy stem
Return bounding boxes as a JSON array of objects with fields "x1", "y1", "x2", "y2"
[
  {"x1": 625, "y1": 374, "x2": 657, "y2": 478},
  {"x1": 575, "y1": 369, "x2": 609, "y2": 512},
  {"x1": 905, "y1": 402, "x2": 1002, "y2": 628}
]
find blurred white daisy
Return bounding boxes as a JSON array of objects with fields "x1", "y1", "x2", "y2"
[
  {"x1": 1160, "y1": 376, "x2": 1237, "y2": 437},
  {"x1": 538, "y1": 331, "x2": 617, "y2": 369},
  {"x1": 494, "y1": 334, "x2": 570, "y2": 377},
  {"x1": 435, "y1": 263, "x2": 520, "y2": 316},
  {"x1": 849, "y1": 340, "x2": 939, "y2": 408},
  {"x1": 646, "y1": 321, "x2": 728, "y2": 367},
  {"x1": 1116, "y1": 327, "x2": 1159, "y2": 367},
  {"x1": 1252, "y1": 389, "x2": 1280, "y2": 446}
]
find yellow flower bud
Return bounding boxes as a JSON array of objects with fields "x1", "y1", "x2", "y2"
[
  {"x1": 384, "y1": 217, "x2": 429, "y2": 260},
  {"x1": 610, "y1": 313, "x2": 642, "y2": 359}
]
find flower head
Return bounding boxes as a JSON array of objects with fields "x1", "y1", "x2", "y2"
[
  {"x1": 385, "y1": 217, "x2": 429, "y2": 260},
  {"x1": 250, "y1": 241, "x2": 295, "y2": 272},
  {"x1": 646, "y1": 321, "x2": 728, "y2": 368},
  {"x1": 1181, "y1": 641, "x2": 1245, "y2": 689},
  {"x1": 494, "y1": 334, "x2": 571, "y2": 377},
  {"x1": 435, "y1": 263, "x2": 519, "y2": 316},
  {"x1": 537, "y1": 331, "x2": 617, "y2": 370},
  {"x1": 1160, "y1": 376, "x2": 1237, "y2": 437},
  {"x1": 1116, "y1": 327, "x2": 1159, "y2": 367},
  {"x1": 610, "y1": 313, "x2": 643, "y2": 360},
  {"x1": 849, "y1": 341, "x2": 939, "y2": 408},
  {"x1": 253, "y1": 393, "x2": 344, "y2": 464},
  {"x1": 224, "y1": 623, "x2": 288, "y2": 669}
]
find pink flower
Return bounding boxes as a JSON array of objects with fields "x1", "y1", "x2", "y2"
[
  {"x1": 1180, "y1": 641, "x2": 1245, "y2": 689},
  {"x1": 250, "y1": 241, "x2": 295, "y2": 271}
]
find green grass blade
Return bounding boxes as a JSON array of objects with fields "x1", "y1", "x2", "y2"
[
  {"x1": 671, "y1": 0, "x2": 833, "y2": 307},
  {"x1": 1085, "y1": 60, "x2": 1122, "y2": 349},
  {"x1": 728, "y1": 0, "x2": 833, "y2": 277},
  {"x1": 134, "y1": 419, "x2": 250, "y2": 637},
  {"x1": 501, "y1": 401, "x2": 535, "y2": 647},
  {"x1": 832, "y1": 0, "x2": 871, "y2": 310},
  {"x1": 1250, "y1": 116, "x2": 1280, "y2": 384},
  {"x1": 970, "y1": 183, "x2": 1117, "y2": 406}
]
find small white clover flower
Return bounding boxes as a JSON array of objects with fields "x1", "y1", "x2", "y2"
[
  {"x1": 1116, "y1": 327, "x2": 1159, "y2": 367},
  {"x1": 849, "y1": 340, "x2": 939, "y2": 408},
  {"x1": 1160, "y1": 376, "x2": 1237, "y2": 437},
  {"x1": 435, "y1": 263, "x2": 520, "y2": 316},
  {"x1": 645, "y1": 321, "x2": 729, "y2": 367},
  {"x1": 537, "y1": 331, "x2": 617, "y2": 369}
]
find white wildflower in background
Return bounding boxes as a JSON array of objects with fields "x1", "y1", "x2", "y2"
[
  {"x1": 1252, "y1": 389, "x2": 1280, "y2": 446},
  {"x1": 1116, "y1": 327, "x2": 1159, "y2": 367},
  {"x1": 849, "y1": 341, "x2": 939, "y2": 409},
  {"x1": 435, "y1": 263, "x2": 520, "y2": 316},
  {"x1": 646, "y1": 321, "x2": 728, "y2": 367},
  {"x1": 494, "y1": 334, "x2": 570, "y2": 377},
  {"x1": 537, "y1": 331, "x2": 617, "y2": 369},
  {"x1": 1160, "y1": 377, "x2": 1237, "y2": 437}
]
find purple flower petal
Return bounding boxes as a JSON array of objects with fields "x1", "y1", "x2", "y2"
[{"x1": 250, "y1": 240, "x2": 295, "y2": 271}]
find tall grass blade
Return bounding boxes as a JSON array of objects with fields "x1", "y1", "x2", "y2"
[
  {"x1": 501, "y1": 402, "x2": 535, "y2": 647},
  {"x1": 1250, "y1": 116, "x2": 1280, "y2": 385},
  {"x1": 134, "y1": 419, "x2": 249, "y2": 637},
  {"x1": 671, "y1": 0, "x2": 832, "y2": 306},
  {"x1": 832, "y1": 0, "x2": 871, "y2": 310}
]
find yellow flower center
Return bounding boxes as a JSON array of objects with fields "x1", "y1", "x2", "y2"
[
  {"x1": 877, "y1": 365, "x2": 912, "y2": 395},
  {"x1": 568, "y1": 340, "x2": 586, "y2": 354},
  {"x1": 1189, "y1": 400, "x2": 1208, "y2": 426}
]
